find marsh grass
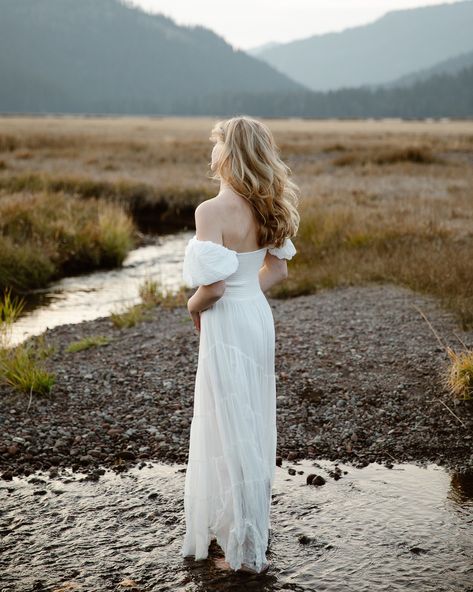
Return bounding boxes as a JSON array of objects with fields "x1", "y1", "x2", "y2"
[
  {"x1": 0, "y1": 172, "x2": 211, "y2": 208},
  {"x1": 270, "y1": 189, "x2": 473, "y2": 328},
  {"x1": 0, "y1": 288, "x2": 55, "y2": 396},
  {"x1": 0, "y1": 132, "x2": 86, "y2": 152},
  {"x1": 139, "y1": 277, "x2": 190, "y2": 308},
  {"x1": 446, "y1": 348, "x2": 473, "y2": 401},
  {"x1": 14, "y1": 150, "x2": 33, "y2": 160},
  {"x1": 0, "y1": 172, "x2": 210, "y2": 235},
  {"x1": 0, "y1": 345, "x2": 55, "y2": 396},
  {"x1": 0, "y1": 288, "x2": 25, "y2": 348},
  {"x1": 66, "y1": 335, "x2": 111, "y2": 353},
  {"x1": 110, "y1": 303, "x2": 153, "y2": 328},
  {"x1": 1, "y1": 117, "x2": 472, "y2": 327},
  {"x1": 333, "y1": 145, "x2": 443, "y2": 167},
  {"x1": 0, "y1": 191, "x2": 135, "y2": 293},
  {"x1": 111, "y1": 279, "x2": 190, "y2": 328},
  {"x1": 139, "y1": 278, "x2": 161, "y2": 307}
]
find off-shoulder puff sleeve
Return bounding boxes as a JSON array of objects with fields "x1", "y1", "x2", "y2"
[
  {"x1": 268, "y1": 237, "x2": 297, "y2": 260},
  {"x1": 182, "y1": 235, "x2": 239, "y2": 288}
]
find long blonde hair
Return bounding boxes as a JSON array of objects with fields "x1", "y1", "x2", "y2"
[{"x1": 208, "y1": 115, "x2": 300, "y2": 248}]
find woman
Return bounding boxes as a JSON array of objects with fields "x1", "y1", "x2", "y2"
[{"x1": 180, "y1": 115, "x2": 300, "y2": 574}]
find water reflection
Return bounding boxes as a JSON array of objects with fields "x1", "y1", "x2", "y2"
[
  {"x1": 1, "y1": 459, "x2": 472, "y2": 591},
  {"x1": 10, "y1": 230, "x2": 193, "y2": 346},
  {"x1": 449, "y1": 469, "x2": 473, "y2": 504}
]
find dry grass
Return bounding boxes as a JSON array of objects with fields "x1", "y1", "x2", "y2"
[
  {"x1": 111, "y1": 276, "x2": 191, "y2": 326},
  {"x1": 110, "y1": 303, "x2": 153, "y2": 328},
  {"x1": 0, "y1": 172, "x2": 212, "y2": 209},
  {"x1": 332, "y1": 145, "x2": 443, "y2": 166},
  {"x1": 0, "y1": 191, "x2": 135, "y2": 293},
  {"x1": 269, "y1": 185, "x2": 473, "y2": 328},
  {"x1": 1, "y1": 116, "x2": 472, "y2": 327},
  {"x1": 446, "y1": 348, "x2": 473, "y2": 401},
  {"x1": 66, "y1": 335, "x2": 111, "y2": 353},
  {"x1": 0, "y1": 288, "x2": 25, "y2": 349},
  {"x1": 0, "y1": 345, "x2": 55, "y2": 396},
  {"x1": 0, "y1": 288, "x2": 55, "y2": 396},
  {"x1": 139, "y1": 277, "x2": 190, "y2": 308}
]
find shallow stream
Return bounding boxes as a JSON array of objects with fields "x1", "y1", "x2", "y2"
[
  {"x1": 1, "y1": 458, "x2": 472, "y2": 591},
  {"x1": 11, "y1": 231, "x2": 193, "y2": 346}
]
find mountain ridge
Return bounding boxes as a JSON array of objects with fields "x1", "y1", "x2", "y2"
[
  {"x1": 0, "y1": 0, "x2": 306, "y2": 114},
  {"x1": 256, "y1": 0, "x2": 473, "y2": 91}
]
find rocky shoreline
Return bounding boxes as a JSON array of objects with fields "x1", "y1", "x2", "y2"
[{"x1": 1, "y1": 283, "x2": 472, "y2": 482}]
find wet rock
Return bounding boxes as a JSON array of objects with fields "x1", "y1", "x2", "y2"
[
  {"x1": 118, "y1": 450, "x2": 136, "y2": 461},
  {"x1": 89, "y1": 448, "x2": 104, "y2": 458},
  {"x1": 327, "y1": 466, "x2": 343, "y2": 480},
  {"x1": 28, "y1": 477, "x2": 47, "y2": 485},
  {"x1": 307, "y1": 474, "x2": 326, "y2": 486},
  {"x1": 410, "y1": 546, "x2": 428, "y2": 554}
]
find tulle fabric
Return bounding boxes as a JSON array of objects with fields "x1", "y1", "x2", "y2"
[
  {"x1": 182, "y1": 235, "x2": 296, "y2": 288},
  {"x1": 182, "y1": 236, "x2": 239, "y2": 288},
  {"x1": 268, "y1": 237, "x2": 296, "y2": 260},
  {"x1": 180, "y1": 234, "x2": 296, "y2": 572}
]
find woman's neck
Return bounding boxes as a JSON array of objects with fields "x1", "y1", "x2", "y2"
[{"x1": 219, "y1": 178, "x2": 233, "y2": 193}]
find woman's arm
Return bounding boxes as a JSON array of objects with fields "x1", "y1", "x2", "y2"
[
  {"x1": 259, "y1": 252, "x2": 288, "y2": 292},
  {"x1": 188, "y1": 281, "x2": 225, "y2": 314},
  {"x1": 187, "y1": 200, "x2": 227, "y2": 330}
]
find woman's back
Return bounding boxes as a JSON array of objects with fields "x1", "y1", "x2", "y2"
[{"x1": 209, "y1": 185, "x2": 262, "y2": 253}]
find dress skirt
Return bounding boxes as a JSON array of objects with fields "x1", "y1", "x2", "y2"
[{"x1": 180, "y1": 234, "x2": 296, "y2": 573}]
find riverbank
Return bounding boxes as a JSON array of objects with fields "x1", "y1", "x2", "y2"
[
  {"x1": 2, "y1": 116, "x2": 473, "y2": 327},
  {"x1": 0, "y1": 190, "x2": 137, "y2": 296},
  {"x1": 1, "y1": 283, "x2": 472, "y2": 481}
]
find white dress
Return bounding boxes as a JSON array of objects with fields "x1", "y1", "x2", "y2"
[{"x1": 180, "y1": 234, "x2": 296, "y2": 572}]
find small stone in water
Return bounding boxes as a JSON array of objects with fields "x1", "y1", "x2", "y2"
[{"x1": 307, "y1": 474, "x2": 326, "y2": 486}]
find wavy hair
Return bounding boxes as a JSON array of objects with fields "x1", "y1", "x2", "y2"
[{"x1": 208, "y1": 115, "x2": 300, "y2": 248}]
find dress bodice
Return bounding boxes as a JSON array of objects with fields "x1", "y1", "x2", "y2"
[
  {"x1": 182, "y1": 234, "x2": 296, "y2": 299},
  {"x1": 222, "y1": 248, "x2": 268, "y2": 298}
]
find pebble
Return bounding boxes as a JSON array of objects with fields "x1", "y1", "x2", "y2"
[{"x1": 0, "y1": 285, "x2": 472, "y2": 480}]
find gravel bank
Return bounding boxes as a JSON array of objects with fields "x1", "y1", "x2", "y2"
[{"x1": 1, "y1": 283, "x2": 472, "y2": 481}]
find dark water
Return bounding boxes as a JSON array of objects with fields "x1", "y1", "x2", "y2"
[
  {"x1": 1, "y1": 458, "x2": 472, "y2": 591},
  {"x1": 11, "y1": 231, "x2": 193, "y2": 346}
]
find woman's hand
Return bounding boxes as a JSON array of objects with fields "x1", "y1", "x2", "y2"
[
  {"x1": 187, "y1": 290, "x2": 217, "y2": 333},
  {"x1": 187, "y1": 296, "x2": 201, "y2": 332},
  {"x1": 190, "y1": 310, "x2": 201, "y2": 332}
]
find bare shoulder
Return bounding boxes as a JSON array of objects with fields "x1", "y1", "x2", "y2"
[
  {"x1": 195, "y1": 197, "x2": 224, "y2": 240},
  {"x1": 195, "y1": 197, "x2": 223, "y2": 226},
  {"x1": 195, "y1": 197, "x2": 220, "y2": 219}
]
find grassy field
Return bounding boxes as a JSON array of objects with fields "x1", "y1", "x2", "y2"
[{"x1": 1, "y1": 115, "x2": 472, "y2": 327}]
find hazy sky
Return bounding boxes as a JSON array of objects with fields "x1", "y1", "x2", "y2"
[{"x1": 127, "y1": 0, "x2": 458, "y2": 50}]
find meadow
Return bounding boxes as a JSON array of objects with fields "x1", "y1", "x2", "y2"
[{"x1": 0, "y1": 115, "x2": 472, "y2": 328}]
